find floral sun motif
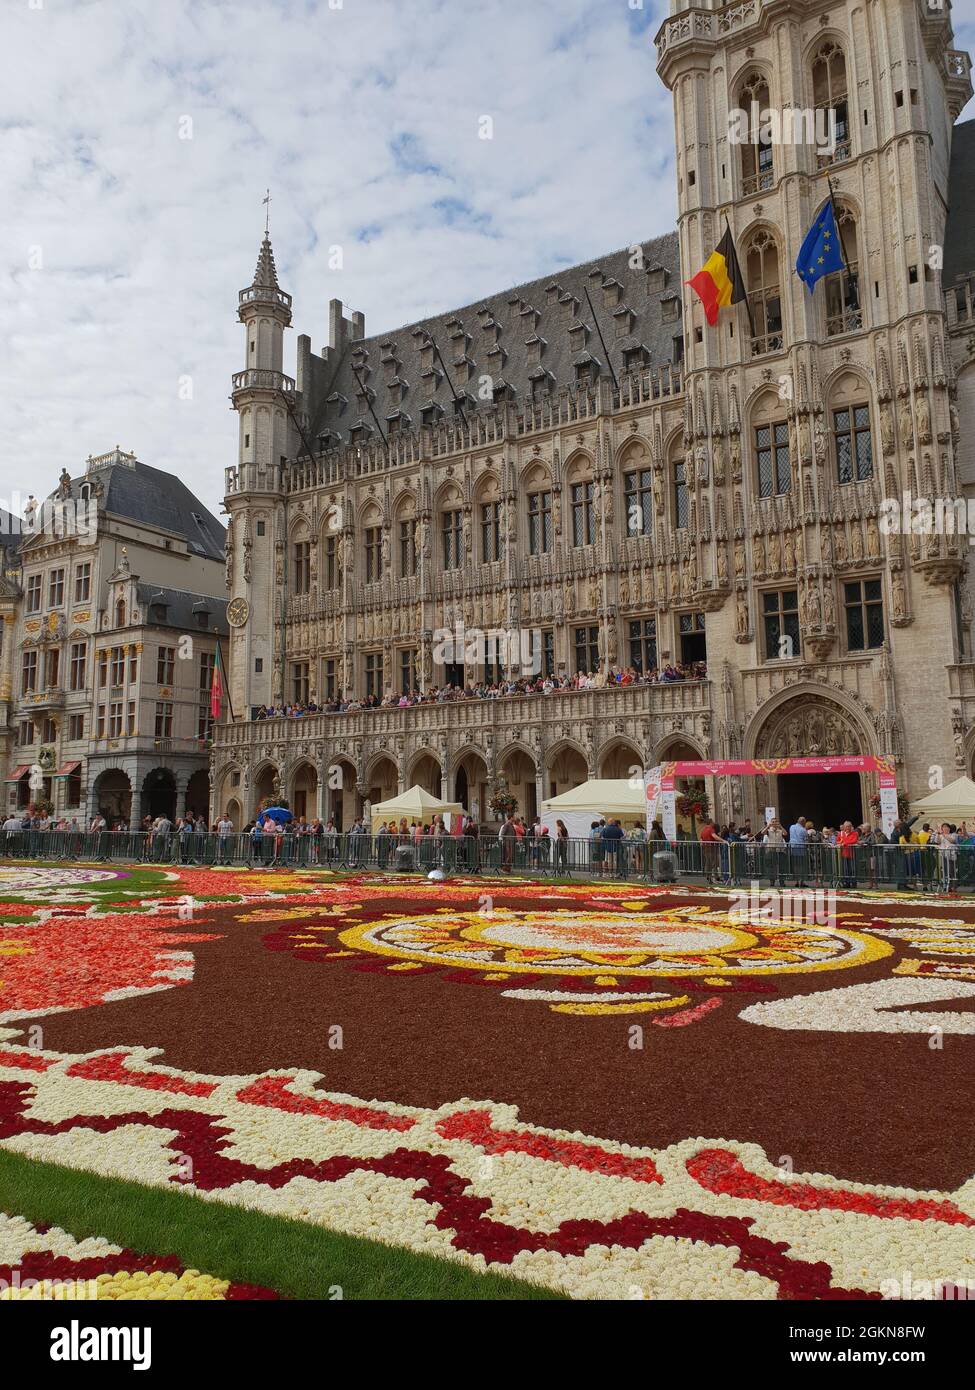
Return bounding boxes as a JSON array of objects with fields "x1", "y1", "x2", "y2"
[{"x1": 336, "y1": 905, "x2": 893, "y2": 977}]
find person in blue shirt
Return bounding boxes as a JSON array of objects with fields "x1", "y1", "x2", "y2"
[{"x1": 788, "y1": 816, "x2": 809, "y2": 888}]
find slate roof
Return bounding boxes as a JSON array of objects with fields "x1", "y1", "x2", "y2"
[
  {"x1": 945, "y1": 118, "x2": 975, "y2": 288},
  {"x1": 51, "y1": 456, "x2": 225, "y2": 562},
  {"x1": 308, "y1": 232, "x2": 682, "y2": 443},
  {"x1": 136, "y1": 583, "x2": 229, "y2": 635}
]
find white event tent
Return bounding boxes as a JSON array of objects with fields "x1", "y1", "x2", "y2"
[
  {"x1": 369, "y1": 785, "x2": 464, "y2": 833},
  {"x1": 540, "y1": 778, "x2": 646, "y2": 840}
]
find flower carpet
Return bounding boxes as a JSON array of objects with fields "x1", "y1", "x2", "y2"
[{"x1": 0, "y1": 864, "x2": 974, "y2": 1300}]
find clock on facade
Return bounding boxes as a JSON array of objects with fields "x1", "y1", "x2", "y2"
[{"x1": 227, "y1": 597, "x2": 250, "y2": 628}]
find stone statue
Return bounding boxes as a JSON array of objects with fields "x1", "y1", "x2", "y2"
[
  {"x1": 807, "y1": 583, "x2": 822, "y2": 629},
  {"x1": 851, "y1": 522, "x2": 864, "y2": 564},
  {"x1": 736, "y1": 597, "x2": 748, "y2": 637},
  {"x1": 822, "y1": 582, "x2": 835, "y2": 627},
  {"x1": 784, "y1": 531, "x2": 795, "y2": 573},
  {"x1": 880, "y1": 406, "x2": 895, "y2": 455},
  {"x1": 768, "y1": 530, "x2": 781, "y2": 573},
  {"x1": 734, "y1": 540, "x2": 745, "y2": 579},
  {"x1": 915, "y1": 392, "x2": 931, "y2": 443},
  {"x1": 892, "y1": 569, "x2": 907, "y2": 620},
  {"x1": 898, "y1": 396, "x2": 914, "y2": 445},
  {"x1": 713, "y1": 439, "x2": 726, "y2": 487},
  {"x1": 730, "y1": 434, "x2": 742, "y2": 482},
  {"x1": 717, "y1": 544, "x2": 729, "y2": 586},
  {"x1": 866, "y1": 517, "x2": 881, "y2": 561}
]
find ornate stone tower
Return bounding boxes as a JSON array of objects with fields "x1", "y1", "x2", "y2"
[
  {"x1": 655, "y1": 0, "x2": 972, "y2": 821},
  {"x1": 226, "y1": 233, "x2": 296, "y2": 716}
]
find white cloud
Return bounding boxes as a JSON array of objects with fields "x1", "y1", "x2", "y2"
[
  {"x1": 0, "y1": 0, "x2": 675, "y2": 519},
  {"x1": 0, "y1": 0, "x2": 971, "y2": 526}
]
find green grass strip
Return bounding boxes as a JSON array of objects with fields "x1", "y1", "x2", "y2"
[{"x1": 0, "y1": 1149, "x2": 562, "y2": 1301}]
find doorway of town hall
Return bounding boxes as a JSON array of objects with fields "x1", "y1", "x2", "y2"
[{"x1": 776, "y1": 772, "x2": 863, "y2": 831}]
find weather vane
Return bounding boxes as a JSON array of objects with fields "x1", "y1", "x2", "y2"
[{"x1": 263, "y1": 188, "x2": 271, "y2": 235}]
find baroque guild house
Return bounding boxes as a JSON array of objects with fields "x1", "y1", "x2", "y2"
[{"x1": 213, "y1": 0, "x2": 975, "y2": 833}]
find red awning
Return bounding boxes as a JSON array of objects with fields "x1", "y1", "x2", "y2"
[
  {"x1": 54, "y1": 762, "x2": 81, "y2": 777},
  {"x1": 4, "y1": 765, "x2": 30, "y2": 783}
]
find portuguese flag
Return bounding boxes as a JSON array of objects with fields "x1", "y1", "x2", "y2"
[
  {"x1": 686, "y1": 225, "x2": 747, "y2": 327},
  {"x1": 210, "y1": 641, "x2": 228, "y2": 722}
]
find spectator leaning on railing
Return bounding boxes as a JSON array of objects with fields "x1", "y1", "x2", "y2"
[{"x1": 250, "y1": 662, "x2": 707, "y2": 720}]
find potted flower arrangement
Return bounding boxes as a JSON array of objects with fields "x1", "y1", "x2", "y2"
[
  {"x1": 676, "y1": 781, "x2": 709, "y2": 837},
  {"x1": 259, "y1": 796, "x2": 290, "y2": 812},
  {"x1": 488, "y1": 780, "x2": 518, "y2": 821}
]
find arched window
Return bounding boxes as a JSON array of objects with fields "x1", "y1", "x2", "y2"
[
  {"x1": 745, "y1": 230, "x2": 783, "y2": 357},
  {"x1": 292, "y1": 539, "x2": 310, "y2": 594},
  {"x1": 476, "y1": 474, "x2": 503, "y2": 564},
  {"x1": 829, "y1": 374, "x2": 874, "y2": 484},
  {"x1": 623, "y1": 460, "x2": 653, "y2": 537},
  {"x1": 752, "y1": 392, "x2": 792, "y2": 498},
  {"x1": 439, "y1": 486, "x2": 463, "y2": 571},
  {"x1": 115, "y1": 598, "x2": 126, "y2": 627},
  {"x1": 824, "y1": 205, "x2": 862, "y2": 337},
  {"x1": 672, "y1": 456, "x2": 689, "y2": 528},
  {"x1": 738, "y1": 72, "x2": 774, "y2": 195},
  {"x1": 523, "y1": 464, "x2": 553, "y2": 555},
  {"x1": 812, "y1": 41, "x2": 850, "y2": 165},
  {"x1": 395, "y1": 498, "x2": 417, "y2": 578},
  {"x1": 360, "y1": 504, "x2": 383, "y2": 584}
]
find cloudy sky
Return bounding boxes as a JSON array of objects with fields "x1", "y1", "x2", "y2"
[{"x1": 1, "y1": 0, "x2": 972, "y2": 522}]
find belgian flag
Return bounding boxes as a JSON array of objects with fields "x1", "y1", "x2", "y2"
[{"x1": 686, "y1": 225, "x2": 747, "y2": 327}]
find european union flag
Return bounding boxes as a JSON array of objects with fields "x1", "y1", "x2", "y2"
[{"x1": 796, "y1": 199, "x2": 846, "y2": 293}]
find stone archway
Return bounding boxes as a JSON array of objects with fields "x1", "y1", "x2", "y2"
[
  {"x1": 252, "y1": 764, "x2": 279, "y2": 818},
  {"x1": 598, "y1": 738, "x2": 644, "y2": 780},
  {"x1": 290, "y1": 761, "x2": 319, "y2": 822},
  {"x1": 498, "y1": 745, "x2": 538, "y2": 824},
  {"x1": 454, "y1": 750, "x2": 488, "y2": 822},
  {"x1": 142, "y1": 767, "x2": 175, "y2": 821},
  {"x1": 751, "y1": 692, "x2": 873, "y2": 830},
  {"x1": 546, "y1": 742, "x2": 588, "y2": 800},
  {"x1": 408, "y1": 752, "x2": 442, "y2": 799},
  {"x1": 365, "y1": 755, "x2": 399, "y2": 813},
  {"x1": 185, "y1": 769, "x2": 210, "y2": 821},
  {"x1": 93, "y1": 769, "x2": 131, "y2": 825}
]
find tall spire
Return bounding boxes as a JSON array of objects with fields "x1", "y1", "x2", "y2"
[{"x1": 253, "y1": 232, "x2": 279, "y2": 290}]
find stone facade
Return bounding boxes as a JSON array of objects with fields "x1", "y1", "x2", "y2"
[
  {"x1": 213, "y1": 0, "x2": 975, "y2": 833},
  {"x1": 3, "y1": 448, "x2": 228, "y2": 826}
]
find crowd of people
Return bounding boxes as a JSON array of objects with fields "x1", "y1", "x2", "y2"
[
  {"x1": 253, "y1": 662, "x2": 707, "y2": 720},
  {"x1": 690, "y1": 813, "x2": 973, "y2": 891}
]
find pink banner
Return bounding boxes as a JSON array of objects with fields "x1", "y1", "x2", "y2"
[{"x1": 663, "y1": 756, "x2": 895, "y2": 779}]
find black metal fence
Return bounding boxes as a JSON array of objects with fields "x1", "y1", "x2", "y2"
[{"x1": 0, "y1": 828, "x2": 972, "y2": 890}]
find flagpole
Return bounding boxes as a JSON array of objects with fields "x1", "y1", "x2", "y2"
[
  {"x1": 215, "y1": 638, "x2": 234, "y2": 724},
  {"x1": 825, "y1": 176, "x2": 849, "y2": 273},
  {"x1": 724, "y1": 214, "x2": 756, "y2": 339}
]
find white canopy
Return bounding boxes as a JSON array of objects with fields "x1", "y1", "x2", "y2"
[
  {"x1": 540, "y1": 778, "x2": 646, "y2": 840},
  {"x1": 910, "y1": 776, "x2": 975, "y2": 822},
  {"x1": 370, "y1": 785, "x2": 464, "y2": 832}
]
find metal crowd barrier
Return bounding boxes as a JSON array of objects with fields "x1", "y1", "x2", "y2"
[{"x1": 0, "y1": 828, "x2": 972, "y2": 889}]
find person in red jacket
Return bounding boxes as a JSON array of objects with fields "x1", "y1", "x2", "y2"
[{"x1": 836, "y1": 820, "x2": 859, "y2": 890}]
